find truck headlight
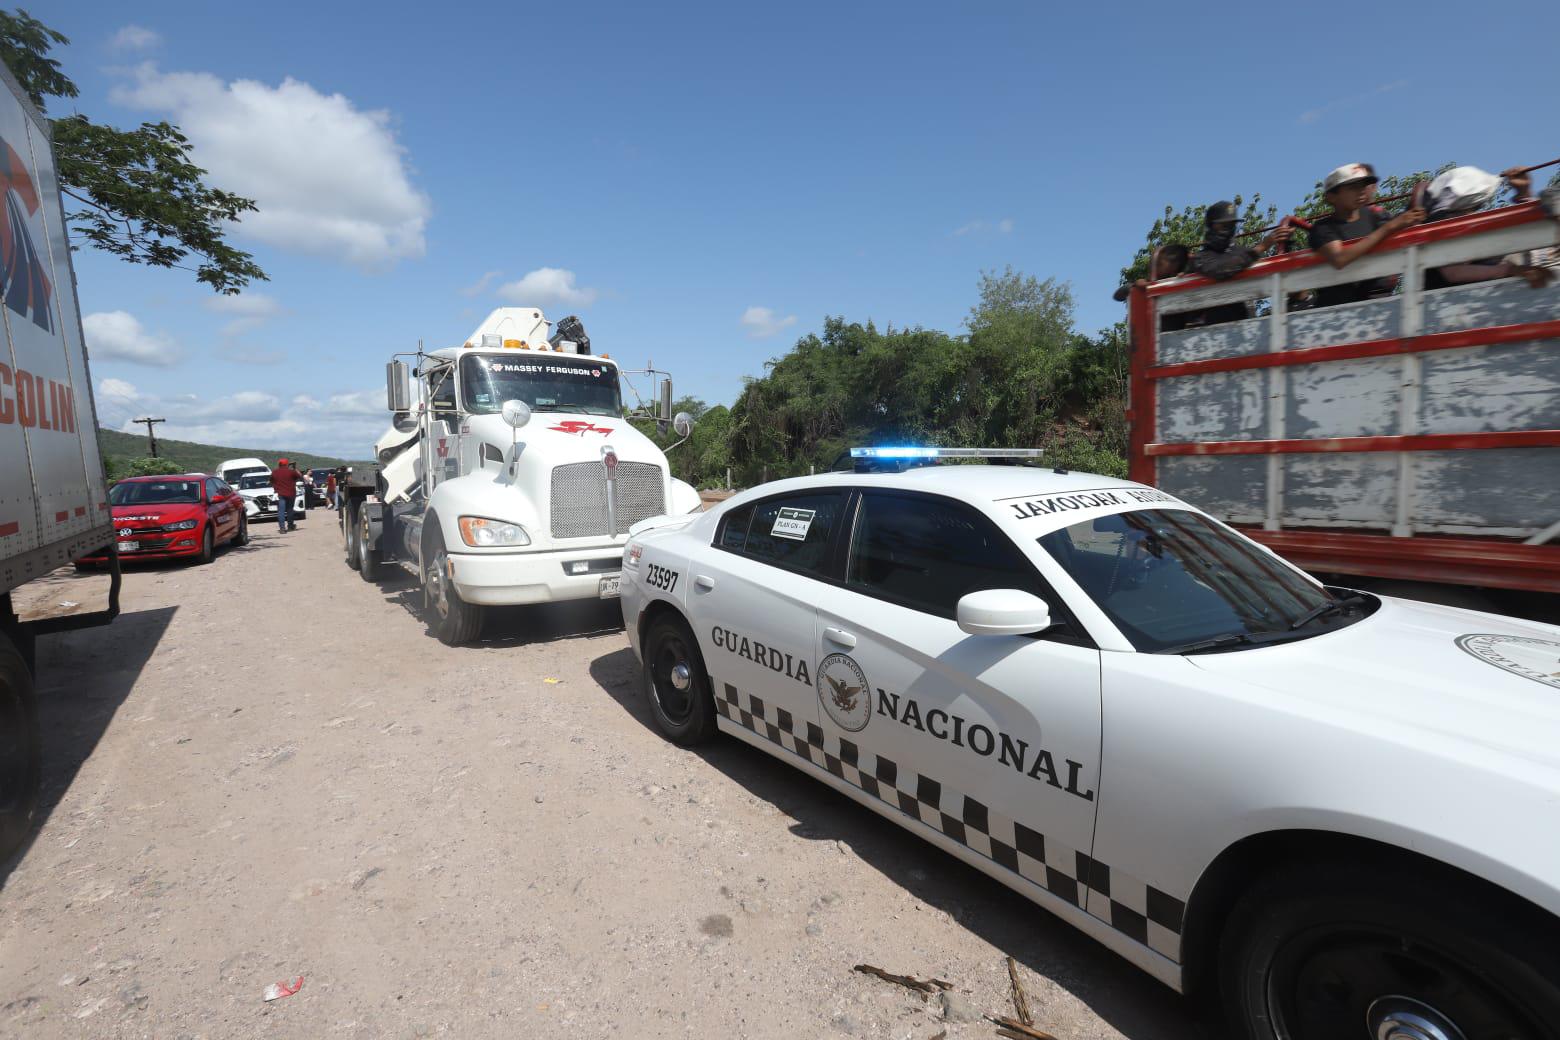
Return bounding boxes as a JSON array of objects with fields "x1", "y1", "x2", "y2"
[
  {"x1": 458, "y1": 516, "x2": 529, "y2": 547},
  {"x1": 165, "y1": 519, "x2": 199, "y2": 531}
]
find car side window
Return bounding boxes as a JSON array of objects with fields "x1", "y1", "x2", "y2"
[
  {"x1": 737, "y1": 492, "x2": 845, "y2": 578},
  {"x1": 846, "y1": 491, "x2": 1050, "y2": 621},
  {"x1": 205, "y1": 478, "x2": 221, "y2": 500},
  {"x1": 716, "y1": 503, "x2": 754, "y2": 553}
]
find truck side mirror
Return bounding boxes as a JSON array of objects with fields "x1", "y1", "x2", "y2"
[
  {"x1": 659, "y1": 378, "x2": 673, "y2": 423},
  {"x1": 673, "y1": 411, "x2": 693, "y2": 438},
  {"x1": 387, "y1": 360, "x2": 411, "y2": 412},
  {"x1": 392, "y1": 411, "x2": 418, "y2": 434},
  {"x1": 501, "y1": 400, "x2": 532, "y2": 429}
]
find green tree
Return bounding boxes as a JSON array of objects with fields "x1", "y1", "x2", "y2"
[
  {"x1": 105, "y1": 455, "x2": 185, "y2": 483},
  {"x1": 0, "y1": 9, "x2": 265, "y2": 293}
]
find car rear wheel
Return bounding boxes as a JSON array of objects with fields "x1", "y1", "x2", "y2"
[
  {"x1": 424, "y1": 534, "x2": 482, "y2": 646},
  {"x1": 196, "y1": 526, "x2": 214, "y2": 565},
  {"x1": 0, "y1": 635, "x2": 40, "y2": 862},
  {"x1": 1219, "y1": 864, "x2": 1560, "y2": 1040},
  {"x1": 642, "y1": 614, "x2": 717, "y2": 746},
  {"x1": 232, "y1": 515, "x2": 249, "y2": 547}
]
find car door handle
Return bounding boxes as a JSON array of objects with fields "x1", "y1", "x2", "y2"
[
  {"x1": 693, "y1": 575, "x2": 716, "y2": 591},
  {"x1": 823, "y1": 627, "x2": 856, "y2": 649}
]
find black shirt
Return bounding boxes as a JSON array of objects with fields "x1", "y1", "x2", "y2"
[{"x1": 1308, "y1": 209, "x2": 1397, "y2": 307}]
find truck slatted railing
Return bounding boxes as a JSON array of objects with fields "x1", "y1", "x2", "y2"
[{"x1": 1127, "y1": 200, "x2": 1560, "y2": 593}]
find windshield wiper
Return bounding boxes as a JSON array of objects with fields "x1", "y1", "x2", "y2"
[
  {"x1": 1287, "y1": 593, "x2": 1369, "y2": 631},
  {"x1": 1157, "y1": 632, "x2": 1254, "y2": 655}
]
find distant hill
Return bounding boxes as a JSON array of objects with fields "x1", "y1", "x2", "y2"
[{"x1": 97, "y1": 428, "x2": 368, "y2": 477}]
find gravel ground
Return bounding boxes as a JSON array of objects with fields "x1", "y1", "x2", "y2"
[{"x1": 0, "y1": 514, "x2": 1205, "y2": 1040}]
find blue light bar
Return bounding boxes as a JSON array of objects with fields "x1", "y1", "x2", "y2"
[{"x1": 850, "y1": 446, "x2": 1043, "y2": 460}]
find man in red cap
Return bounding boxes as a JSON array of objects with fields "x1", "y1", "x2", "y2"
[{"x1": 269, "y1": 457, "x2": 305, "y2": 533}]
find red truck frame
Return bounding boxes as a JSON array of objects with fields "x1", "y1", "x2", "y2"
[{"x1": 1127, "y1": 201, "x2": 1560, "y2": 593}]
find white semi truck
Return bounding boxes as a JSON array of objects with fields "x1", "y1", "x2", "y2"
[
  {"x1": 0, "y1": 63, "x2": 120, "y2": 859},
  {"x1": 342, "y1": 307, "x2": 699, "y2": 645}
]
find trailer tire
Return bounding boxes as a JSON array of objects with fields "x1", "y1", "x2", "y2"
[
  {"x1": 0, "y1": 635, "x2": 40, "y2": 863},
  {"x1": 425, "y1": 532, "x2": 482, "y2": 647},
  {"x1": 344, "y1": 502, "x2": 361, "y2": 571},
  {"x1": 357, "y1": 505, "x2": 382, "y2": 582}
]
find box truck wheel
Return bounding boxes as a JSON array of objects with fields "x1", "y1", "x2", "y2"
[
  {"x1": 344, "y1": 502, "x2": 361, "y2": 570},
  {"x1": 0, "y1": 634, "x2": 40, "y2": 862},
  {"x1": 424, "y1": 531, "x2": 482, "y2": 646},
  {"x1": 357, "y1": 504, "x2": 382, "y2": 582}
]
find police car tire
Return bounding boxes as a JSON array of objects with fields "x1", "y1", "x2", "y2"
[
  {"x1": 1219, "y1": 862, "x2": 1560, "y2": 1040},
  {"x1": 0, "y1": 637, "x2": 40, "y2": 863},
  {"x1": 642, "y1": 615, "x2": 717, "y2": 746}
]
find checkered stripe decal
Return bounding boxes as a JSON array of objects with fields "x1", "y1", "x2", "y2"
[{"x1": 715, "y1": 682, "x2": 1185, "y2": 960}]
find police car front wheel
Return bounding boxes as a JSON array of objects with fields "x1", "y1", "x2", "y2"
[
  {"x1": 643, "y1": 614, "x2": 716, "y2": 746},
  {"x1": 1220, "y1": 864, "x2": 1560, "y2": 1040}
]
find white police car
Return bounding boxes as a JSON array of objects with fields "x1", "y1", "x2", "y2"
[{"x1": 620, "y1": 448, "x2": 1560, "y2": 1040}]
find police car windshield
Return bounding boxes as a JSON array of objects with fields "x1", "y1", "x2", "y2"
[
  {"x1": 1038, "y1": 509, "x2": 1350, "y2": 653},
  {"x1": 110, "y1": 480, "x2": 201, "y2": 505},
  {"x1": 460, "y1": 354, "x2": 621, "y2": 417}
]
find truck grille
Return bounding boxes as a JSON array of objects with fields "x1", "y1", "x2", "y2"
[{"x1": 550, "y1": 462, "x2": 665, "y2": 538}]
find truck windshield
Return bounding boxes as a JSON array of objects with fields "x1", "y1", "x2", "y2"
[
  {"x1": 1038, "y1": 509, "x2": 1365, "y2": 653},
  {"x1": 110, "y1": 480, "x2": 202, "y2": 505},
  {"x1": 460, "y1": 354, "x2": 621, "y2": 417}
]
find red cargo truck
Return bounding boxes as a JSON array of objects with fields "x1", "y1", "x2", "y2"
[{"x1": 1126, "y1": 200, "x2": 1559, "y2": 593}]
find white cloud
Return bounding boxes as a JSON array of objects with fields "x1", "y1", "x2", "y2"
[
  {"x1": 740, "y1": 306, "x2": 797, "y2": 340},
  {"x1": 216, "y1": 343, "x2": 287, "y2": 365},
  {"x1": 98, "y1": 379, "x2": 388, "y2": 459},
  {"x1": 110, "y1": 64, "x2": 431, "y2": 270},
  {"x1": 953, "y1": 218, "x2": 1014, "y2": 237},
  {"x1": 1299, "y1": 80, "x2": 1408, "y2": 124},
  {"x1": 205, "y1": 292, "x2": 283, "y2": 336},
  {"x1": 110, "y1": 25, "x2": 160, "y2": 52},
  {"x1": 496, "y1": 267, "x2": 600, "y2": 309},
  {"x1": 460, "y1": 270, "x2": 501, "y2": 297},
  {"x1": 83, "y1": 311, "x2": 181, "y2": 366}
]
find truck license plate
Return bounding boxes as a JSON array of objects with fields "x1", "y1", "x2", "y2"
[
  {"x1": 118, "y1": 540, "x2": 140, "y2": 552},
  {"x1": 598, "y1": 575, "x2": 621, "y2": 599}
]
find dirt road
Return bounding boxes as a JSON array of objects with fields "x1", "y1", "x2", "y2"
[{"x1": 0, "y1": 517, "x2": 1202, "y2": 1040}]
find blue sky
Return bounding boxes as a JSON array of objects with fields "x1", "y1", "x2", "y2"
[{"x1": 36, "y1": 0, "x2": 1560, "y2": 457}]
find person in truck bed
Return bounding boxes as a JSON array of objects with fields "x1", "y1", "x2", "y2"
[
  {"x1": 1308, "y1": 162, "x2": 1426, "y2": 308},
  {"x1": 1421, "y1": 166, "x2": 1554, "y2": 291}
]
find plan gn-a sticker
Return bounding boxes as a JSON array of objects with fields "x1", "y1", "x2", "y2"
[
  {"x1": 771, "y1": 507, "x2": 815, "y2": 541},
  {"x1": 1456, "y1": 634, "x2": 1560, "y2": 691}
]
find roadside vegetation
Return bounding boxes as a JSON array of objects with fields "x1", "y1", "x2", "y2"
[{"x1": 638, "y1": 268, "x2": 1130, "y2": 488}]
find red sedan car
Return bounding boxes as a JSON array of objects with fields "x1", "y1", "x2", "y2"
[{"x1": 77, "y1": 473, "x2": 249, "y2": 567}]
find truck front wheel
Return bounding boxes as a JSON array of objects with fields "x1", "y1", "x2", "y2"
[
  {"x1": 424, "y1": 535, "x2": 482, "y2": 646},
  {"x1": 344, "y1": 502, "x2": 361, "y2": 570},
  {"x1": 0, "y1": 635, "x2": 40, "y2": 862},
  {"x1": 357, "y1": 505, "x2": 381, "y2": 582}
]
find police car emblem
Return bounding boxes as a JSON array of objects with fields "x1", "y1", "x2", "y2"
[
  {"x1": 817, "y1": 653, "x2": 871, "y2": 732},
  {"x1": 1455, "y1": 634, "x2": 1560, "y2": 691}
]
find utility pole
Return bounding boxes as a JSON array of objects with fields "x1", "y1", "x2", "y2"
[{"x1": 133, "y1": 417, "x2": 166, "y2": 458}]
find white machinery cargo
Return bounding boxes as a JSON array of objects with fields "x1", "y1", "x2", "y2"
[
  {"x1": 0, "y1": 63, "x2": 120, "y2": 859},
  {"x1": 341, "y1": 307, "x2": 698, "y2": 645}
]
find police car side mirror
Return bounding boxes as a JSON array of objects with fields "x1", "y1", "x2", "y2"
[{"x1": 956, "y1": 589, "x2": 1053, "y2": 637}]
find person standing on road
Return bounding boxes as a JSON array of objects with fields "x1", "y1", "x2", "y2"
[{"x1": 270, "y1": 457, "x2": 305, "y2": 533}]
